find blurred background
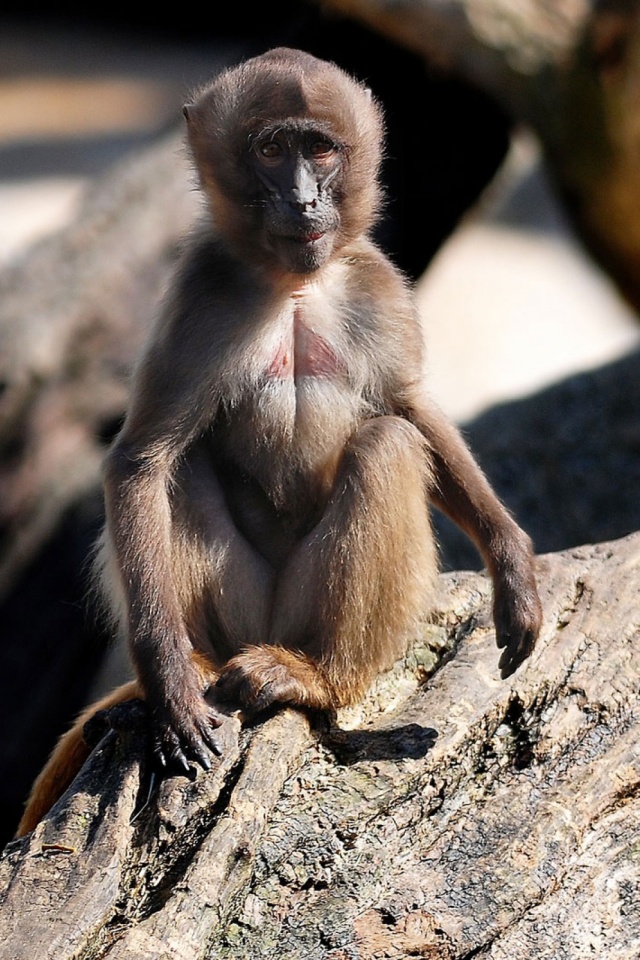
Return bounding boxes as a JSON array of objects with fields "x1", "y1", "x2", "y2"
[{"x1": 1, "y1": 2, "x2": 640, "y2": 843}]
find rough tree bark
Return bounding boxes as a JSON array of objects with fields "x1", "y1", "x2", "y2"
[
  {"x1": 2, "y1": 532, "x2": 639, "y2": 958},
  {"x1": 316, "y1": 0, "x2": 640, "y2": 315}
]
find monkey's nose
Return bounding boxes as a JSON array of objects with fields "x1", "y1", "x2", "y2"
[
  {"x1": 290, "y1": 162, "x2": 319, "y2": 212},
  {"x1": 289, "y1": 195, "x2": 318, "y2": 213}
]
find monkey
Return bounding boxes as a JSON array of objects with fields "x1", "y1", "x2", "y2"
[{"x1": 16, "y1": 47, "x2": 542, "y2": 837}]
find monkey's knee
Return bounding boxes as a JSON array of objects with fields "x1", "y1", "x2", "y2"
[
  {"x1": 338, "y1": 415, "x2": 433, "y2": 516},
  {"x1": 352, "y1": 416, "x2": 437, "y2": 600},
  {"x1": 345, "y1": 415, "x2": 430, "y2": 476}
]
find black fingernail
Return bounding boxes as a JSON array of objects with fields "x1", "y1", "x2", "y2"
[{"x1": 175, "y1": 755, "x2": 191, "y2": 776}]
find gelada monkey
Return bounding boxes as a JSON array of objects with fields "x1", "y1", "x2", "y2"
[{"x1": 17, "y1": 48, "x2": 542, "y2": 836}]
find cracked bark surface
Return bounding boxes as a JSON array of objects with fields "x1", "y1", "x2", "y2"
[{"x1": 2, "y1": 532, "x2": 639, "y2": 959}]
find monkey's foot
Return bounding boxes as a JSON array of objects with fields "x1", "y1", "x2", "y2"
[
  {"x1": 216, "y1": 645, "x2": 329, "y2": 713},
  {"x1": 83, "y1": 699, "x2": 147, "y2": 749}
]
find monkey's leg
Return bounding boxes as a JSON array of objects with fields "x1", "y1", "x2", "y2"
[
  {"x1": 92, "y1": 446, "x2": 274, "y2": 777},
  {"x1": 172, "y1": 444, "x2": 275, "y2": 660},
  {"x1": 217, "y1": 416, "x2": 437, "y2": 712},
  {"x1": 121, "y1": 450, "x2": 276, "y2": 772}
]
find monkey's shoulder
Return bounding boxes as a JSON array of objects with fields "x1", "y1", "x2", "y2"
[
  {"x1": 340, "y1": 241, "x2": 416, "y2": 312},
  {"x1": 337, "y1": 241, "x2": 424, "y2": 347},
  {"x1": 174, "y1": 229, "x2": 261, "y2": 305}
]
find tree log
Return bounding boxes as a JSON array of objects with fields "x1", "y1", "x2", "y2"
[
  {"x1": 316, "y1": 0, "x2": 640, "y2": 316},
  {"x1": 2, "y1": 531, "x2": 639, "y2": 959}
]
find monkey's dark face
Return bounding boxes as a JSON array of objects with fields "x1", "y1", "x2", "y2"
[
  {"x1": 185, "y1": 48, "x2": 384, "y2": 277},
  {"x1": 249, "y1": 123, "x2": 344, "y2": 274}
]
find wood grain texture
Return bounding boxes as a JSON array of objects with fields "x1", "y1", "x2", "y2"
[{"x1": 2, "y1": 532, "x2": 639, "y2": 958}]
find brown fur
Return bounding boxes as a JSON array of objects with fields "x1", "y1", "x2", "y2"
[
  {"x1": 16, "y1": 652, "x2": 217, "y2": 837},
  {"x1": 17, "y1": 682, "x2": 140, "y2": 837},
  {"x1": 17, "y1": 48, "x2": 542, "y2": 836}
]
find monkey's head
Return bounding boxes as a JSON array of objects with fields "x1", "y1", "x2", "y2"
[{"x1": 183, "y1": 48, "x2": 384, "y2": 276}]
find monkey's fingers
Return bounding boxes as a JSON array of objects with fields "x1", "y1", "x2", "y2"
[
  {"x1": 151, "y1": 725, "x2": 192, "y2": 775},
  {"x1": 193, "y1": 709, "x2": 224, "y2": 758},
  {"x1": 152, "y1": 706, "x2": 224, "y2": 775},
  {"x1": 498, "y1": 628, "x2": 537, "y2": 679},
  {"x1": 493, "y1": 573, "x2": 542, "y2": 678}
]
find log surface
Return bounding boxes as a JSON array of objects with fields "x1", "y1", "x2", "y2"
[{"x1": 2, "y1": 532, "x2": 639, "y2": 959}]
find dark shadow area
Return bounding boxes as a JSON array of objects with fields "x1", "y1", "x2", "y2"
[
  {"x1": 435, "y1": 347, "x2": 640, "y2": 571},
  {"x1": 0, "y1": 495, "x2": 110, "y2": 842},
  {"x1": 326, "y1": 722, "x2": 438, "y2": 765}
]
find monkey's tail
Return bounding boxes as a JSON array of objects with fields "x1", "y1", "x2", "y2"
[{"x1": 16, "y1": 679, "x2": 141, "y2": 838}]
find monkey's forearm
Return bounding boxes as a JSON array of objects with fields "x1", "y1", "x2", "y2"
[
  {"x1": 104, "y1": 448, "x2": 223, "y2": 769},
  {"x1": 409, "y1": 401, "x2": 525, "y2": 560},
  {"x1": 104, "y1": 447, "x2": 187, "y2": 648},
  {"x1": 410, "y1": 402, "x2": 542, "y2": 673}
]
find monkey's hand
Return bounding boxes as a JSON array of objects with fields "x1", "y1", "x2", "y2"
[
  {"x1": 148, "y1": 676, "x2": 224, "y2": 775},
  {"x1": 492, "y1": 560, "x2": 543, "y2": 679}
]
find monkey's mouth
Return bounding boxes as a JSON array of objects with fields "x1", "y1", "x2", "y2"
[
  {"x1": 270, "y1": 229, "x2": 335, "y2": 272},
  {"x1": 289, "y1": 231, "x2": 325, "y2": 244}
]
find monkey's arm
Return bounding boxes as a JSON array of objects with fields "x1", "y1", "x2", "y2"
[
  {"x1": 405, "y1": 389, "x2": 542, "y2": 676},
  {"x1": 104, "y1": 337, "x2": 223, "y2": 773}
]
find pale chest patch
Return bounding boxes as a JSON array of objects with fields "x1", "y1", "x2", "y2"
[
  {"x1": 262, "y1": 285, "x2": 345, "y2": 383},
  {"x1": 218, "y1": 282, "x2": 367, "y2": 495}
]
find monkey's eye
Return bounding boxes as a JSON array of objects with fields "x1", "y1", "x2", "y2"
[
  {"x1": 309, "y1": 139, "x2": 336, "y2": 159},
  {"x1": 259, "y1": 141, "x2": 283, "y2": 160}
]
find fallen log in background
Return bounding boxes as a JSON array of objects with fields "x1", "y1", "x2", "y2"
[
  {"x1": 2, "y1": 532, "x2": 639, "y2": 959},
  {"x1": 0, "y1": 130, "x2": 197, "y2": 597},
  {"x1": 319, "y1": 0, "x2": 640, "y2": 317}
]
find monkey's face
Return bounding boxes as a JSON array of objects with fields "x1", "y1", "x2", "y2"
[
  {"x1": 248, "y1": 123, "x2": 344, "y2": 274},
  {"x1": 184, "y1": 48, "x2": 384, "y2": 277}
]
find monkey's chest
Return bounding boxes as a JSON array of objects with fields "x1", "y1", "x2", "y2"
[
  {"x1": 215, "y1": 296, "x2": 368, "y2": 514},
  {"x1": 218, "y1": 316, "x2": 363, "y2": 508},
  {"x1": 265, "y1": 315, "x2": 345, "y2": 382}
]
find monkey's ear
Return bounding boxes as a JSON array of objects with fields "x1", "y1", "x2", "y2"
[{"x1": 183, "y1": 103, "x2": 194, "y2": 123}]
